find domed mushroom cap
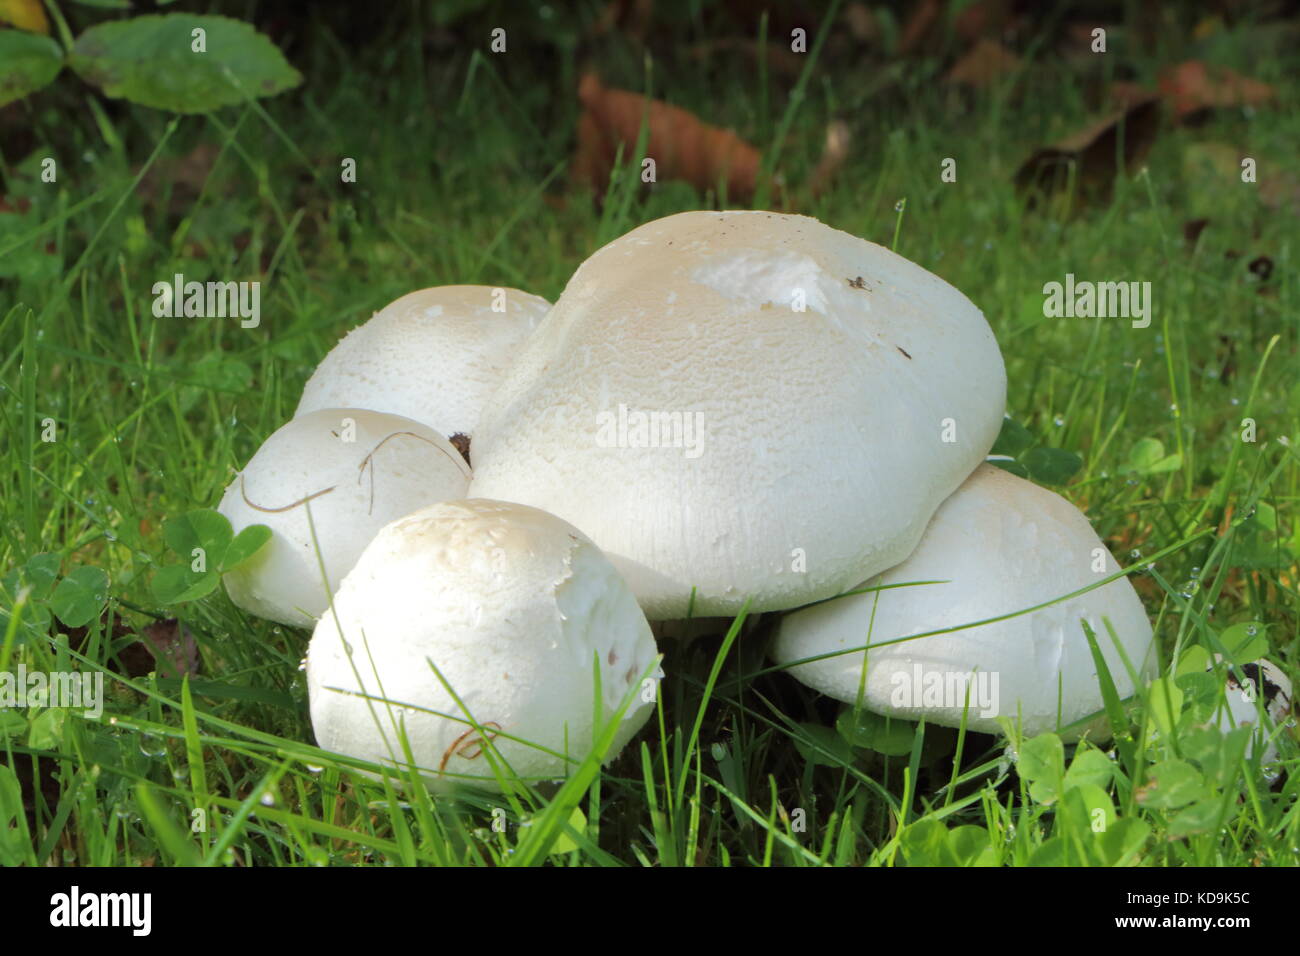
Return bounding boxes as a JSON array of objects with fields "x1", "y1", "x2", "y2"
[
  {"x1": 217, "y1": 408, "x2": 470, "y2": 627},
  {"x1": 296, "y1": 286, "x2": 551, "y2": 442},
  {"x1": 773, "y1": 464, "x2": 1156, "y2": 740},
  {"x1": 469, "y1": 210, "x2": 1006, "y2": 620},
  {"x1": 306, "y1": 499, "x2": 661, "y2": 791}
]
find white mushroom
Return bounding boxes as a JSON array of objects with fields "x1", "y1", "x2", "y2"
[
  {"x1": 772, "y1": 463, "x2": 1156, "y2": 740},
  {"x1": 469, "y1": 210, "x2": 1006, "y2": 619},
  {"x1": 306, "y1": 499, "x2": 661, "y2": 791},
  {"x1": 1212, "y1": 656, "x2": 1293, "y2": 766},
  {"x1": 217, "y1": 408, "x2": 470, "y2": 627},
  {"x1": 296, "y1": 285, "x2": 551, "y2": 445}
]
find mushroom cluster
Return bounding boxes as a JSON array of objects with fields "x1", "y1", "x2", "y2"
[{"x1": 218, "y1": 210, "x2": 1165, "y2": 791}]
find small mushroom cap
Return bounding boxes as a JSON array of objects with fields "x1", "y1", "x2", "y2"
[
  {"x1": 217, "y1": 408, "x2": 470, "y2": 627},
  {"x1": 306, "y1": 499, "x2": 660, "y2": 791},
  {"x1": 469, "y1": 211, "x2": 1006, "y2": 619},
  {"x1": 296, "y1": 286, "x2": 551, "y2": 440},
  {"x1": 773, "y1": 463, "x2": 1156, "y2": 740},
  {"x1": 1213, "y1": 656, "x2": 1293, "y2": 763}
]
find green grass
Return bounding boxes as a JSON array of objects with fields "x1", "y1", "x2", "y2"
[{"x1": 1, "y1": 3, "x2": 1298, "y2": 866}]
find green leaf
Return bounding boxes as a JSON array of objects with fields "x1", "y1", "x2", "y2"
[
  {"x1": 222, "y1": 524, "x2": 271, "y2": 571},
  {"x1": 1028, "y1": 836, "x2": 1068, "y2": 866},
  {"x1": 550, "y1": 807, "x2": 588, "y2": 855},
  {"x1": 835, "y1": 707, "x2": 917, "y2": 756},
  {"x1": 0, "y1": 711, "x2": 28, "y2": 740},
  {"x1": 1023, "y1": 446, "x2": 1083, "y2": 485},
  {"x1": 0, "y1": 31, "x2": 63, "y2": 108},
  {"x1": 1126, "y1": 437, "x2": 1182, "y2": 475},
  {"x1": 898, "y1": 818, "x2": 945, "y2": 865},
  {"x1": 1092, "y1": 817, "x2": 1150, "y2": 866},
  {"x1": 1146, "y1": 676, "x2": 1183, "y2": 739},
  {"x1": 1137, "y1": 759, "x2": 1206, "y2": 810},
  {"x1": 1174, "y1": 644, "x2": 1211, "y2": 677},
  {"x1": 50, "y1": 566, "x2": 110, "y2": 628},
  {"x1": 68, "y1": 14, "x2": 301, "y2": 114},
  {"x1": 163, "y1": 509, "x2": 232, "y2": 570},
  {"x1": 26, "y1": 708, "x2": 66, "y2": 750},
  {"x1": 1065, "y1": 782, "x2": 1116, "y2": 835},
  {"x1": 947, "y1": 825, "x2": 998, "y2": 866},
  {"x1": 1017, "y1": 733, "x2": 1065, "y2": 804},
  {"x1": 150, "y1": 564, "x2": 219, "y2": 605},
  {"x1": 990, "y1": 417, "x2": 1034, "y2": 457},
  {"x1": 1167, "y1": 800, "x2": 1222, "y2": 839},
  {"x1": 1218, "y1": 622, "x2": 1267, "y2": 664},
  {"x1": 23, "y1": 553, "x2": 61, "y2": 601},
  {"x1": 0, "y1": 765, "x2": 35, "y2": 866},
  {"x1": 1064, "y1": 746, "x2": 1114, "y2": 792},
  {"x1": 794, "y1": 722, "x2": 857, "y2": 766}
]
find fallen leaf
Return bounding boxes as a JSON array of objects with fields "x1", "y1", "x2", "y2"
[
  {"x1": 898, "y1": 0, "x2": 942, "y2": 54},
  {"x1": 1158, "y1": 61, "x2": 1274, "y2": 121},
  {"x1": 140, "y1": 618, "x2": 201, "y2": 679},
  {"x1": 573, "y1": 73, "x2": 766, "y2": 202},
  {"x1": 945, "y1": 37, "x2": 1021, "y2": 87},
  {"x1": 0, "y1": 0, "x2": 49, "y2": 35},
  {"x1": 1015, "y1": 96, "x2": 1161, "y2": 205}
]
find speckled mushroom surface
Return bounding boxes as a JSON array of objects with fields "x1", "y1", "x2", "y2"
[
  {"x1": 470, "y1": 210, "x2": 1007, "y2": 619},
  {"x1": 306, "y1": 499, "x2": 660, "y2": 790}
]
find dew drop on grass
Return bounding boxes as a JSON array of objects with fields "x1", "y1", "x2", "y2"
[
  {"x1": 1053, "y1": 415, "x2": 1065, "y2": 427},
  {"x1": 260, "y1": 789, "x2": 277, "y2": 807},
  {"x1": 306, "y1": 764, "x2": 323, "y2": 774},
  {"x1": 298, "y1": 658, "x2": 308, "y2": 672},
  {"x1": 139, "y1": 733, "x2": 166, "y2": 758}
]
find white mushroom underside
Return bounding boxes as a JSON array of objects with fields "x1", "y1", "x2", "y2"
[{"x1": 774, "y1": 464, "x2": 1156, "y2": 740}]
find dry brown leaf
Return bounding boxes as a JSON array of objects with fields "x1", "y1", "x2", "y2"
[
  {"x1": 1015, "y1": 97, "x2": 1162, "y2": 205},
  {"x1": 1158, "y1": 61, "x2": 1274, "y2": 120},
  {"x1": 573, "y1": 73, "x2": 765, "y2": 202},
  {"x1": 945, "y1": 38, "x2": 1021, "y2": 87},
  {"x1": 899, "y1": 0, "x2": 942, "y2": 55}
]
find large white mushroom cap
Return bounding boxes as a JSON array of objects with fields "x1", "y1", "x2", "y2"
[
  {"x1": 296, "y1": 285, "x2": 551, "y2": 441},
  {"x1": 306, "y1": 499, "x2": 661, "y2": 791},
  {"x1": 469, "y1": 210, "x2": 1006, "y2": 620},
  {"x1": 772, "y1": 463, "x2": 1156, "y2": 740},
  {"x1": 217, "y1": 408, "x2": 470, "y2": 627}
]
